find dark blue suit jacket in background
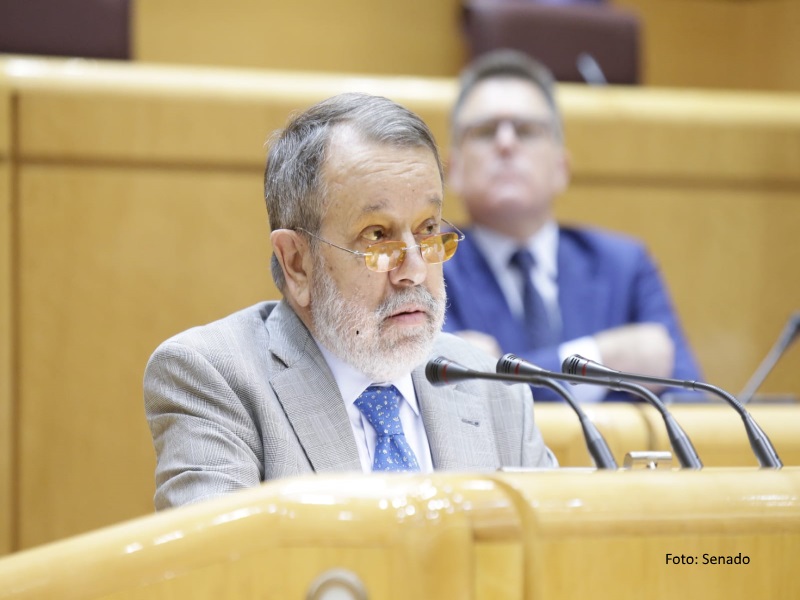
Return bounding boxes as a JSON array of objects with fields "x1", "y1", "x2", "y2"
[{"x1": 443, "y1": 226, "x2": 703, "y2": 401}]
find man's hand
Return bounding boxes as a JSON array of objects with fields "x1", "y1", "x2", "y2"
[
  {"x1": 595, "y1": 323, "x2": 675, "y2": 389},
  {"x1": 454, "y1": 330, "x2": 504, "y2": 359}
]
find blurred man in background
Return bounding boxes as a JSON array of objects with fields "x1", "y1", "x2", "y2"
[{"x1": 443, "y1": 50, "x2": 702, "y2": 402}]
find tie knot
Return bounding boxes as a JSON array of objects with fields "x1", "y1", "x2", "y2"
[
  {"x1": 509, "y1": 248, "x2": 536, "y2": 273},
  {"x1": 354, "y1": 385, "x2": 404, "y2": 436}
]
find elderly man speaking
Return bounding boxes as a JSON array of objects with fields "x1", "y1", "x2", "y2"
[{"x1": 144, "y1": 93, "x2": 556, "y2": 510}]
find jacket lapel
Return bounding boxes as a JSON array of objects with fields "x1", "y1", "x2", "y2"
[
  {"x1": 267, "y1": 302, "x2": 361, "y2": 474},
  {"x1": 557, "y1": 230, "x2": 609, "y2": 340},
  {"x1": 412, "y1": 365, "x2": 498, "y2": 471},
  {"x1": 457, "y1": 235, "x2": 531, "y2": 350}
]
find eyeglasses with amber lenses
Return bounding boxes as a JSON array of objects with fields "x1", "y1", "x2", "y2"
[{"x1": 296, "y1": 220, "x2": 465, "y2": 273}]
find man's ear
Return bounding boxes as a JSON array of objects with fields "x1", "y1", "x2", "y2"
[
  {"x1": 271, "y1": 229, "x2": 312, "y2": 308},
  {"x1": 445, "y1": 148, "x2": 463, "y2": 196},
  {"x1": 554, "y1": 147, "x2": 572, "y2": 195}
]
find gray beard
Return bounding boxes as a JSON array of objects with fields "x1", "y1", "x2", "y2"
[{"x1": 309, "y1": 258, "x2": 445, "y2": 382}]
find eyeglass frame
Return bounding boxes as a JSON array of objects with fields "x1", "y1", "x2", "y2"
[
  {"x1": 454, "y1": 116, "x2": 559, "y2": 145},
  {"x1": 294, "y1": 218, "x2": 466, "y2": 273}
]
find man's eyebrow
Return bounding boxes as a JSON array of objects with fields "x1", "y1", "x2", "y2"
[
  {"x1": 359, "y1": 195, "x2": 443, "y2": 215},
  {"x1": 360, "y1": 200, "x2": 390, "y2": 214}
]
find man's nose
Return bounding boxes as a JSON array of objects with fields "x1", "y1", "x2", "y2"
[
  {"x1": 389, "y1": 240, "x2": 427, "y2": 287},
  {"x1": 494, "y1": 120, "x2": 520, "y2": 149}
]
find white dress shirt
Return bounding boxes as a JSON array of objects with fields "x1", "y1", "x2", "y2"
[
  {"x1": 317, "y1": 343, "x2": 435, "y2": 473},
  {"x1": 470, "y1": 222, "x2": 606, "y2": 403}
]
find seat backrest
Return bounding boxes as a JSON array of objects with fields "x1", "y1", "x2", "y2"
[
  {"x1": 462, "y1": 0, "x2": 641, "y2": 84},
  {"x1": 0, "y1": 0, "x2": 131, "y2": 60}
]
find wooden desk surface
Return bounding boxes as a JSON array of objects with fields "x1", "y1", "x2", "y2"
[{"x1": 0, "y1": 469, "x2": 797, "y2": 600}]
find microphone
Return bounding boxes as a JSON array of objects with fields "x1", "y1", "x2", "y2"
[
  {"x1": 576, "y1": 52, "x2": 608, "y2": 86},
  {"x1": 426, "y1": 356, "x2": 617, "y2": 469},
  {"x1": 738, "y1": 311, "x2": 800, "y2": 404},
  {"x1": 563, "y1": 354, "x2": 783, "y2": 468},
  {"x1": 498, "y1": 354, "x2": 702, "y2": 470}
]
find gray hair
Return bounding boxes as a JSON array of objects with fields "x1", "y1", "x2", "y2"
[
  {"x1": 265, "y1": 92, "x2": 443, "y2": 291},
  {"x1": 451, "y1": 49, "x2": 562, "y2": 140}
]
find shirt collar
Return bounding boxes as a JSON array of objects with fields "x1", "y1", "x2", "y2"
[
  {"x1": 471, "y1": 220, "x2": 559, "y2": 281},
  {"x1": 315, "y1": 340, "x2": 420, "y2": 416}
]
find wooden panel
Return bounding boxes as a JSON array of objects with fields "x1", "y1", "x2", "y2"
[
  {"x1": 0, "y1": 75, "x2": 12, "y2": 556},
  {"x1": 613, "y1": 0, "x2": 800, "y2": 91},
  {"x1": 558, "y1": 84, "x2": 800, "y2": 183},
  {"x1": 535, "y1": 403, "x2": 651, "y2": 467},
  {"x1": 133, "y1": 0, "x2": 465, "y2": 77},
  {"x1": 1, "y1": 470, "x2": 797, "y2": 599},
  {"x1": 497, "y1": 468, "x2": 800, "y2": 599},
  {"x1": 14, "y1": 60, "x2": 800, "y2": 183},
  {"x1": 134, "y1": 0, "x2": 800, "y2": 92},
  {"x1": 0, "y1": 474, "x2": 514, "y2": 599},
  {"x1": 640, "y1": 403, "x2": 800, "y2": 467},
  {"x1": 11, "y1": 57, "x2": 457, "y2": 166},
  {"x1": 15, "y1": 164, "x2": 275, "y2": 549}
]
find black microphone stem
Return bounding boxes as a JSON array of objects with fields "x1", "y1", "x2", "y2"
[
  {"x1": 621, "y1": 377, "x2": 778, "y2": 467},
  {"x1": 498, "y1": 358, "x2": 702, "y2": 469},
  {"x1": 552, "y1": 377, "x2": 702, "y2": 470},
  {"x1": 425, "y1": 358, "x2": 619, "y2": 469},
  {"x1": 738, "y1": 312, "x2": 800, "y2": 404},
  {"x1": 692, "y1": 381, "x2": 782, "y2": 469},
  {"x1": 608, "y1": 379, "x2": 703, "y2": 470},
  {"x1": 564, "y1": 356, "x2": 783, "y2": 469},
  {"x1": 529, "y1": 378, "x2": 618, "y2": 470}
]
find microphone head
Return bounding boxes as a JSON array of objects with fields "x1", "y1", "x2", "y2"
[
  {"x1": 496, "y1": 353, "x2": 545, "y2": 376},
  {"x1": 425, "y1": 356, "x2": 474, "y2": 386},
  {"x1": 562, "y1": 354, "x2": 586, "y2": 376},
  {"x1": 563, "y1": 354, "x2": 619, "y2": 378}
]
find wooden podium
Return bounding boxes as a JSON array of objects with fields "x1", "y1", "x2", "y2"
[{"x1": 0, "y1": 468, "x2": 798, "y2": 600}]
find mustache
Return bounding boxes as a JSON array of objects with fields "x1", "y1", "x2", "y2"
[{"x1": 376, "y1": 286, "x2": 442, "y2": 320}]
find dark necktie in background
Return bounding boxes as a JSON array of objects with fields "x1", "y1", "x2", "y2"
[
  {"x1": 354, "y1": 385, "x2": 420, "y2": 472},
  {"x1": 509, "y1": 249, "x2": 557, "y2": 348}
]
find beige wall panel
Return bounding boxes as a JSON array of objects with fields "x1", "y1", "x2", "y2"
[
  {"x1": 0, "y1": 163, "x2": 11, "y2": 557},
  {"x1": 557, "y1": 183, "x2": 800, "y2": 397},
  {"x1": 615, "y1": 0, "x2": 800, "y2": 91},
  {"x1": 558, "y1": 85, "x2": 800, "y2": 183},
  {"x1": 0, "y1": 76, "x2": 13, "y2": 556},
  {"x1": 15, "y1": 61, "x2": 800, "y2": 183},
  {"x1": 13, "y1": 60, "x2": 457, "y2": 167},
  {"x1": 16, "y1": 164, "x2": 275, "y2": 549},
  {"x1": 134, "y1": 0, "x2": 800, "y2": 91},
  {"x1": 133, "y1": 0, "x2": 465, "y2": 77}
]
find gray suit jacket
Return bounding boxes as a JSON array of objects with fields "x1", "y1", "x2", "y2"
[{"x1": 144, "y1": 300, "x2": 555, "y2": 510}]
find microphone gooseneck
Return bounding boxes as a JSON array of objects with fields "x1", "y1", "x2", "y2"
[
  {"x1": 738, "y1": 311, "x2": 800, "y2": 404},
  {"x1": 500, "y1": 354, "x2": 702, "y2": 470},
  {"x1": 425, "y1": 356, "x2": 617, "y2": 469},
  {"x1": 563, "y1": 354, "x2": 782, "y2": 469}
]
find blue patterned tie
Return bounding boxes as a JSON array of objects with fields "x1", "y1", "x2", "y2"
[
  {"x1": 509, "y1": 249, "x2": 557, "y2": 348},
  {"x1": 354, "y1": 385, "x2": 420, "y2": 472}
]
